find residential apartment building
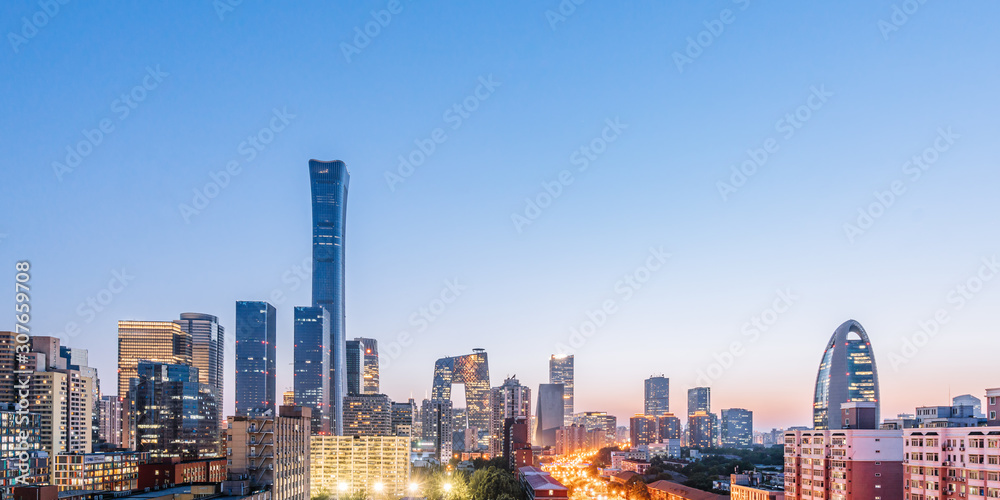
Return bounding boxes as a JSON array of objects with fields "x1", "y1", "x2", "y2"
[
  {"x1": 227, "y1": 406, "x2": 312, "y2": 500},
  {"x1": 310, "y1": 435, "x2": 410, "y2": 498},
  {"x1": 51, "y1": 451, "x2": 149, "y2": 492},
  {"x1": 783, "y1": 429, "x2": 904, "y2": 500},
  {"x1": 903, "y1": 426, "x2": 1000, "y2": 500}
]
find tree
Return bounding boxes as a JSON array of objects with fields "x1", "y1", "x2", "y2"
[
  {"x1": 625, "y1": 476, "x2": 650, "y2": 500},
  {"x1": 468, "y1": 466, "x2": 523, "y2": 500}
]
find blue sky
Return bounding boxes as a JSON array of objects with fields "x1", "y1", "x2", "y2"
[{"x1": 2, "y1": 0, "x2": 999, "y2": 430}]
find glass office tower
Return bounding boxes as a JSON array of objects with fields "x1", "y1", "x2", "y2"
[
  {"x1": 130, "y1": 361, "x2": 218, "y2": 459},
  {"x1": 117, "y1": 321, "x2": 192, "y2": 400},
  {"x1": 235, "y1": 301, "x2": 277, "y2": 416},
  {"x1": 644, "y1": 375, "x2": 669, "y2": 417},
  {"x1": 309, "y1": 159, "x2": 349, "y2": 437},
  {"x1": 294, "y1": 306, "x2": 331, "y2": 435},
  {"x1": 174, "y1": 313, "x2": 224, "y2": 429},
  {"x1": 431, "y1": 349, "x2": 491, "y2": 434},
  {"x1": 549, "y1": 354, "x2": 574, "y2": 426},
  {"x1": 687, "y1": 387, "x2": 710, "y2": 416},
  {"x1": 720, "y1": 408, "x2": 753, "y2": 448},
  {"x1": 813, "y1": 319, "x2": 881, "y2": 429},
  {"x1": 359, "y1": 338, "x2": 379, "y2": 394},
  {"x1": 346, "y1": 339, "x2": 362, "y2": 396}
]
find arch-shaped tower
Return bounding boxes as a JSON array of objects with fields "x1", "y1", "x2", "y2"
[{"x1": 813, "y1": 319, "x2": 881, "y2": 429}]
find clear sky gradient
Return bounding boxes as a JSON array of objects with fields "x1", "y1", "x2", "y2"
[{"x1": 2, "y1": 1, "x2": 999, "y2": 431}]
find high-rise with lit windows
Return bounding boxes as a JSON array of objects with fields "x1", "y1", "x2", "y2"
[
  {"x1": 174, "y1": 313, "x2": 224, "y2": 429},
  {"x1": 294, "y1": 306, "x2": 330, "y2": 435},
  {"x1": 117, "y1": 321, "x2": 192, "y2": 400},
  {"x1": 812, "y1": 320, "x2": 880, "y2": 430},
  {"x1": 549, "y1": 354, "x2": 574, "y2": 426},
  {"x1": 235, "y1": 301, "x2": 277, "y2": 416},
  {"x1": 309, "y1": 159, "x2": 349, "y2": 437},
  {"x1": 644, "y1": 375, "x2": 669, "y2": 417}
]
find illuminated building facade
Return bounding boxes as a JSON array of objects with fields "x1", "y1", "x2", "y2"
[
  {"x1": 310, "y1": 435, "x2": 409, "y2": 499},
  {"x1": 574, "y1": 411, "x2": 617, "y2": 443},
  {"x1": 812, "y1": 320, "x2": 880, "y2": 430},
  {"x1": 99, "y1": 395, "x2": 123, "y2": 447},
  {"x1": 235, "y1": 301, "x2": 277, "y2": 417},
  {"x1": 174, "y1": 313, "x2": 224, "y2": 429},
  {"x1": 656, "y1": 413, "x2": 681, "y2": 442},
  {"x1": 644, "y1": 375, "x2": 669, "y2": 417},
  {"x1": 488, "y1": 377, "x2": 531, "y2": 456},
  {"x1": 721, "y1": 408, "x2": 753, "y2": 448},
  {"x1": 689, "y1": 411, "x2": 714, "y2": 449},
  {"x1": 226, "y1": 406, "x2": 311, "y2": 500},
  {"x1": 31, "y1": 370, "x2": 94, "y2": 456},
  {"x1": 309, "y1": 159, "x2": 349, "y2": 438},
  {"x1": 342, "y1": 394, "x2": 392, "y2": 437},
  {"x1": 421, "y1": 399, "x2": 453, "y2": 461},
  {"x1": 783, "y1": 428, "x2": 903, "y2": 500},
  {"x1": 130, "y1": 361, "x2": 218, "y2": 459},
  {"x1": 630, "y1": 414, "x2": 657, "y2": 448},
  {"x1": 0, "y1": 403, "x2": 47, "y2": 488},
  {"x1": 294, "y1": 306, "x2": 330, "y2": 435},
  {"x1": 51, "y1": 451, "x2": 149, "y2": 492},
  {"x1": 431, "y1": 349, "x2": 491, "y2": 435},
  {"x1": 117, "y1": 320, "x2": 192, "y2": 400},
  {"x1": 549, "y1": 354, "x2": 574, "y2": 426}
]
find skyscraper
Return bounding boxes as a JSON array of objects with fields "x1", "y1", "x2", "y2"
[
  {"x1": 656, "y1": 413, "x2": 682, "y2": 443},
  {"x1": 431, "y1": 349, "x2": 491, "y2": 435},
  {"x1": 720, "y1": 408, "x2": 753, "y2": 448},
  {"x1": 688, "y1": 411, "x2": 713, "y2": 449},
  {"x1": 421, "y1": 399, "x2": 454, "y2": 461},
  {"x1": 488, "y1": 377, "x2": 531, "y2": 456},
  {"x1": 342, "y1": 394, "x2": 392, "y2": 437},
  {"x1": 0, "y1": 331, "x2": 15, "y2": 404},
  {"x1": 687, "y1": 387, "x2": 710, "y2": 416},
  {"x1": 235, "y1": 301, "x2": 277, "y2": 416},
  {"x1": 535, "y1": 383, "x2": 565, "y2": 447},
  {"x1": 117, "y1": 321, "x2": 192, "y2": 400},
  {"x1": 549, "y1": 354, "x2": 574, "y2": 426},
  {"x1": 630, "y1": 414, "x2": 657, "y2": 447},
  {"x1": 346, "y1": 339, "x2": 362, "y2": 395},
  {"x1": 358, "y1": 338, "x2": 379, "y2": 394},
  {"x1": 174, "y1": 313, "x2": 224, "y2": 422},
  {"x1": 130, "y1": 361, "x2": 218, "y2": 459},
  {"x1": 812, "y1": 319, "x2": 881, "y2": 430},
  {"x1": 294, "y1": 306, "x2": 331, "y2": 435},
  {"x1": 644, "y1": 375, "x2": 669, "y2": 417},
  {"x1": 309, "y1": 159, "x2": 349, "y2": 436}
]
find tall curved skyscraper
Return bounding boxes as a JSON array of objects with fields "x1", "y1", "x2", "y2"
[
  {"x1": 310, "y1": 159, "x2": 349, "y2": 435},
  {"x1": 813, "y1": 319, "x2": 881, "y2": 429}
]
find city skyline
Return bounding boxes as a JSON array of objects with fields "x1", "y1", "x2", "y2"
[{"x1": 4, "y1": 1, "x2": 1000, "y2": 433}]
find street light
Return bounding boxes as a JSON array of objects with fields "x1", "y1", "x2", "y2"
[
  {"x1": 443, "y1": 483, "x2": 453, "y2": 492},
  {"x1": 408, "y1": 482, "x2": 419, "y2": 493},
  {"x1": 373, "y1": 482, "x2": 384, "y2": 493}
]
